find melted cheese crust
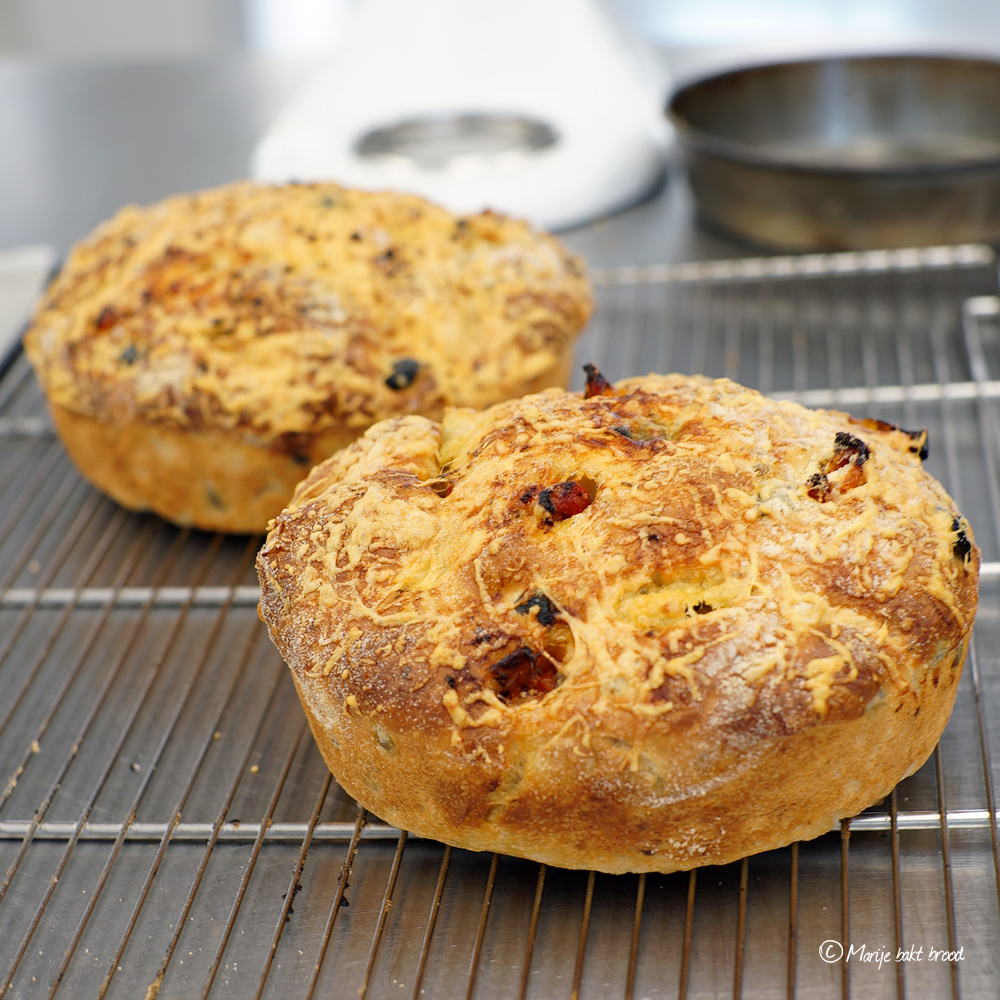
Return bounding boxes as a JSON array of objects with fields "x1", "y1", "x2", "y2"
[
  {"x1": 257, "y1": 374, "x2": 979, "y2": 873},
  {"x1": 24, "y1": 181, "x2": 591, "y2": 440}
]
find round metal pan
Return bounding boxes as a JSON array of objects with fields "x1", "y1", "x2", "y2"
[{"x1": 668, "y1": 55, "x2": 1000, "y2": 250}]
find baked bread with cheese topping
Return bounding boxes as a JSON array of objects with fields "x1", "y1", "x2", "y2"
[
  {"x1": 23, "y1": 181, "x2": 591, "y2": 532},
  {"x1": 256, "y1": 369, "x2": 978, "y2": 873}
]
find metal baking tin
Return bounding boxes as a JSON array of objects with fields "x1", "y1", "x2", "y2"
[{"x1": 668, "y1": 54, "x2": 1000, "y2": 251}]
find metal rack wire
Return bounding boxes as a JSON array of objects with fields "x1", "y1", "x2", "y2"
[{"x1": 1, "y1": 243, "x2": 999, "y2": 998}]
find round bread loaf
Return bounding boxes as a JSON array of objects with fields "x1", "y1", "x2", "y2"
[
  {"x1": 23, "y1": 181, "x2": 591, "y2": 533},
  {"x1": 256, "y1": 370, "x2": 978, "y2": 874}
]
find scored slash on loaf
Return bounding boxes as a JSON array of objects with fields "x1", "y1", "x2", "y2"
[{"x1": 256, "y1": 369, "x2": 978, "y2": 874}]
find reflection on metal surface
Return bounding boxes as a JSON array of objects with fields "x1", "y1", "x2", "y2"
[
  {"x1": 0, "y1": 584, "x2": 264, "y2": 608},
  {"x1": 762, "y1": 131, "x2": 1000, "y2": 168},
  {"x1": 589, "y1": 241, "x2": 994, "y2": 284},
  {"x1": 2, "y1": 245, "x2": 1000, "y2": 995},
  {"x1": 355, "y1": 113, "x2": 558, "y2": 170}
]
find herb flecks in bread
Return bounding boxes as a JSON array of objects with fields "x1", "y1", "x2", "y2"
[
  {"x1": 24, "y1": 181, "x2": 591, "y2": 532},
  {"x1": 257, "y1": 369, "x2": 978, "y2": 874}
]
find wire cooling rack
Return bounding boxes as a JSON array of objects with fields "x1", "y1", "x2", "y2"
[{"x1": 1, "y1": 244, "x2": 999, "y2": 999}]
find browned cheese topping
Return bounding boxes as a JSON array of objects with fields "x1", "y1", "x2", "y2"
[
  {"x1": 257, "y1": 372, "x2": 978, "y2": 773},
  {"x1": 24, "y1": 181, "x2": 591, "y2": 443}
]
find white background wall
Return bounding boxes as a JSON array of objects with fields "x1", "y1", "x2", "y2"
[
  {"x1": 1, "y1": 0, "x2": 999, "y2": 59},
  {"x1": 0, "y1": 0, "x2": 243, "y2": 56},
  {"x1": 612, "y1": 0, "x2": 1000, "y2": 48}
]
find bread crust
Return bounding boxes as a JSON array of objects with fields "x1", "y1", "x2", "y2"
[
  {"x1": 46, "y1": 348, "x2": 572, "y2": 534},
  {"x1": 24, "y1": 182, "x2": 590, "y2": 532},
  {"x1": 48, "y1": 402, "x2": 355, "y2": 534},
  {"x1": 256, "y1": 374, "x2": 978, "y2": 873}
]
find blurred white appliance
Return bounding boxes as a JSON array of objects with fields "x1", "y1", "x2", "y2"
[{"x1": 250, "y1": 0, "x2": 669, "y2": 229}]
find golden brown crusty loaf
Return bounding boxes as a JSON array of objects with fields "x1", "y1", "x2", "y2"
[
  {"x1": 23, "y1": 181, "x2": 591, "y2": 532},
  {"x1": 256, "y1": 371, "x2": 978, "y2": 874}
]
